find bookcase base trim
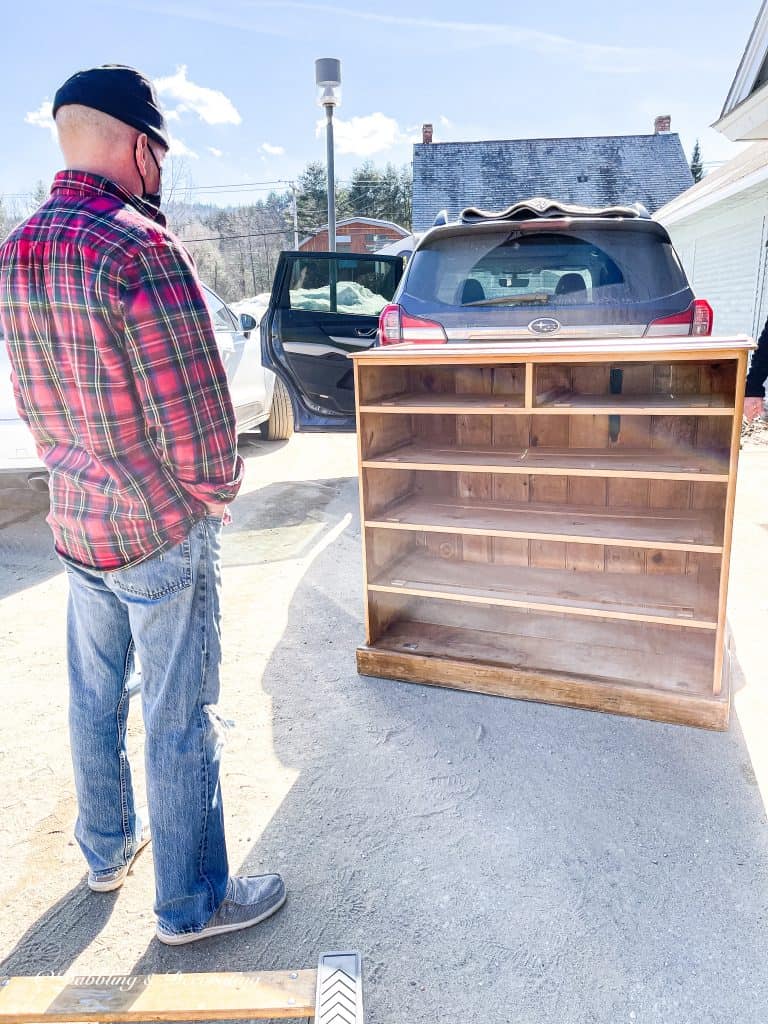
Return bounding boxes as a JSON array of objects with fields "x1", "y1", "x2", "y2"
[{"x1": 356, "y1": 646, "x2": 731, "y2": 731}]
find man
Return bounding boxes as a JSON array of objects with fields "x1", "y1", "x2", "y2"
[
  {"x1": 0, "y1": 66, "x2": 285, "y2": 945},
  {"x1": 744, "y1": 316, "x2": 768, "y2": 422}
]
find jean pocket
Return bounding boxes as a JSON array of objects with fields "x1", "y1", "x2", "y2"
[{"x1": 109, "y1": 537, "x2": 193, "y2": 602}]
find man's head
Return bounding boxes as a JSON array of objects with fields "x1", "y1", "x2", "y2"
[{"x1": 53, "y1": 65, "x2": 169, "y2": 209}]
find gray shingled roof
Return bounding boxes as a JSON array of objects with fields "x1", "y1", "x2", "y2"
[{"x1": 412, "y1": 134, "x2": 694, "y2": 232}]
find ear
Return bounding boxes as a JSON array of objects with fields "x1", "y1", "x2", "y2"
[{"x1": 134, "y1": 133, "x2": 150, "y2": 176}]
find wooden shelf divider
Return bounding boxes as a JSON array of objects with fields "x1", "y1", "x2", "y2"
[
  {"x1": 366, "y1": 494, "x2": 724, "y2": 552},
  {"x1": 534, "y1": 393, "x2": 735, "y2": 415},
  {"x1": 369, "y1": 550, "x2": 718, "y2": 629},
  {"x1": 363, "y1": 443, "x2": 730, "y2": 481}
]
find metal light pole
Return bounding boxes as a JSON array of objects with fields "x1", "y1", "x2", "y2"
[{"x1": 315, "y1": 58, "x2": 341, "y2": 253}]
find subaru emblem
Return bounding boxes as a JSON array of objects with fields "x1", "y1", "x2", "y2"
[{"x1": 528, "y1": 317, "x2": 561, "y2": 335}]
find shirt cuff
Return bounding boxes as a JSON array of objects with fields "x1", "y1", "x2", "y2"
[{"x1": 177, "y1": 456, "x2": 245, "y2": 506}]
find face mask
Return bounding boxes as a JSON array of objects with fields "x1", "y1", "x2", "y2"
[{"x1": 135, "y1": 141, "x2": 162, "y2": 213}]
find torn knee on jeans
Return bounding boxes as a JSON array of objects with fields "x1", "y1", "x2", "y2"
[{"x1": 202, "y1": 704, "x2": 231, "y2": 748}]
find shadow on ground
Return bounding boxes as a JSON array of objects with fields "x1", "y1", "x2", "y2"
[
  {"x1": 5, "y1": 475, "x2": 767, "y2": 1023},
  {"x1": 120, "y1": 480, "x2": 768, "y2": 1024},
  {"x1": 0, "y1": 435, "x2": 291, "y2": 599},
  {"x1": 0, "y1": 881, "x2": 118, "y2": 976}
]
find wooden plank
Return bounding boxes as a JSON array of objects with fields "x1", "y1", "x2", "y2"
[
  {"x1": 349, "y1": 337, "x2": 755, "y2": 365},
  {"x1": 712, "y1": 352, "x2": 747, "y2": 694},
  {"x1": 355, "y1": 361, "x2": 375, "y2": 647},
  {"x1": 455, "y1": 367, "x2": 493, "y2": 563},
  {"x1": 567, "y1": 393, "x2": 608, "y2": 571},
  {"x1": 368, "y1": 589, "x2": 412, "y2": 644},
  {"x1": 605, "y1": 371, "x2": 651, "y2": 574},
  {"x1": 365, "y1": 528, "x2": 417, "y2": 575},
  {"x1": 366, "y1": 495, "x2": 723, "y2": 552},
  {"x1": 370, "y1": 550, "x2": 718, "y2": 628},
  {"x1": 368, "y1": 618, "x2": 715, "y2": 693},
  {"x1": 490, "y1": 413, "x2": 531, "y2": 567},
  {"x1": 363, "y1": 443, "x2": 729, "y2": 480},
  {"x1": 649, "y1": 407, "x2": 696, "y2": 576},
  {"x1": 357, "y1": 646, "x2": 729, "y2": 730},
  {"x1": 361, "y1": 467, "x2": 413, "y2": 518},
  {"x1": 395, "y1": 598, "x2": 714, "y2": 659},
  {"x1": 360, "y1": 393, "x2": 525, "y2": 414},
  {"x1": 355, "y1": 363, "x2": 408, "y2": 404},
  {"x1": 356, "y1": 622, "x2": 729, "y2": 730},
  {"x1": 527, "y1": 414, "x2": 568, "y2": 568},
  {"x1": 524, "y1": 362, "x2": 534, "y2": 409},
  {"x1": 357, "y1": 410, "x2": 412, "y2": 459},
  {"x1": 0, "y1": 971, "x2": 317, "y2": 1022},
  {"x1": 536, "y1": 393, "x2": 735, "y2": 414}
]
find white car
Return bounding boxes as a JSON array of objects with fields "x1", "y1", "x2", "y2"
[{"x1": 0, "y1": 283, "x2": 293, "y2": 485}]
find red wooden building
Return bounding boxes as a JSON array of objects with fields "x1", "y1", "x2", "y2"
[{"x1": 299, "y1": 217, "x2": 409, "y2": 254}]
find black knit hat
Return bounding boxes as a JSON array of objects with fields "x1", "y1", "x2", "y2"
[{"x1": 52, "y1": 65, "x2": 170, "y2": 150}]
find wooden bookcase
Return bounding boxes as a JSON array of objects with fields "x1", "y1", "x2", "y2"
[{"x1": 350, "y1": 337, "x2": 753, "y2": 730}]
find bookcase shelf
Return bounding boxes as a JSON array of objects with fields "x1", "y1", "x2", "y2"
[{"x1": 351, "y1": 338, "x2": 752, "y2": 730}]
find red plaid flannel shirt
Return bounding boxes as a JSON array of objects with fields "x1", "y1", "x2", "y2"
[{"x1": 0, "y1": 171, "x2": 244, "y2": 569}]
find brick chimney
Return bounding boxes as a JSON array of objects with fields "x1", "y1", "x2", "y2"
[
  {"x1": 422, "y1": 123, "x2": 433, "y2": 144},
  {"x1": 654, "y1": 115, "x2": 671, "y2": 134}
]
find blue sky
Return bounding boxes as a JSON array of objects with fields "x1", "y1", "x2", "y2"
[{"x1": 0, "y1": 0, "x2": 761, "y2": 208}]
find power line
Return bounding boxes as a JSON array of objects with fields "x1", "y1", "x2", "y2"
[
  {"x1": 3, "y1": 172, "x2": 411, "y2": 202},
  {"x1": 179, "y1": 228, "x2": 294, "y2": 242}
]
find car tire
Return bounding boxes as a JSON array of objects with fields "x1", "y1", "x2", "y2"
[{"x1": 261, "y1": 377, "x2": 294, "y2": 441}]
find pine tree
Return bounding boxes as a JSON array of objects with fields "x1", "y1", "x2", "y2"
[
  {"x1": 296, "y1": 161, "x2": 329, "y2": 235},
  {"x1": 690, "y1": 140, "x2": 703, "y2": 183},
  {"x1": 348, "y1": 161, "x2": 383, "y2": 220},
  {"x1": 26, "y1": 180, "x2": 48, "y2": 214}
]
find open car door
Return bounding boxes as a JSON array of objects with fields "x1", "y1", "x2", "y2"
[{"x1": 261, "y1": 251, "x2": 403, "y2": 430}]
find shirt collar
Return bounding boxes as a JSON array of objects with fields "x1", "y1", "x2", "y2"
[{"x1": 51, "y1": 170, "x2": 167, "y2": 227}]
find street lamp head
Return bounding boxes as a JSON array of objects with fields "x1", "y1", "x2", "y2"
[{"x1": 315, "y1": 57, "x2": 341, "y2": 108}]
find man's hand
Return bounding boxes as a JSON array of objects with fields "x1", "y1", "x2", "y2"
[
  {"x1": 204, "y1": 501, "x2": 228, "y2": 518},
  {"x1": 744, "y1": 397, "x2": 765, "y2": 423}
]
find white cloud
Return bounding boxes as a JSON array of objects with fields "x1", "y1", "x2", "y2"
[
  {"x1": 439, "y1": 114, "x2": 453, "y2": 128},
  {"x1": 154, "y1": 66, "x2": 241, "y2": 125},
  {"x1": 207, "y1": 146, "x2": 223, "y2": 158},
  {"x1": 25, "y1": 100, "x2": 56, "y2": 137},
  {"x1": 261, "y1": 142, "x2": 285, "y2": 156},
  {"x1": 317, "y1": 112, "x2": 406, "y2": 156},
  {"x1": 169, "y1": 135, "x2": 199, "y2": 159}
]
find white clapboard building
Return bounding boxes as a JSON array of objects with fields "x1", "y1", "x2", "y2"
[{"x1": 656, "y1": 1, "x2": 768, "y2": 339}]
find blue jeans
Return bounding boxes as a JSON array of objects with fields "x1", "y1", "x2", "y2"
[{"x1": 59, "y1": 517, "x2": 229, "y2": 934}]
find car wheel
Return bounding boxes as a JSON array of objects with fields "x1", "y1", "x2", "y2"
[{"x1": 261, "y1": 377, "x2": 294, "y2": 441}]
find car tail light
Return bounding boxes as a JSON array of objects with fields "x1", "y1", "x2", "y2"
[
  {"x1": 378, "y1": 304, "x2": 448, "y2": 345},
  {"x1": 646, "y1": 299, "x2": 713, "y2": 337},
  {"x1": 691, "y1": 299, "x2": 714, "y2": 336}
]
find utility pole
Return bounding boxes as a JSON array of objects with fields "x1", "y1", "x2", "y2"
[
  {"x1": 246, "y1": 237, "x2": 257, "y2": 294},
  {"x1": 290, "y1": 182, "x2": 299, "y2": 249}
]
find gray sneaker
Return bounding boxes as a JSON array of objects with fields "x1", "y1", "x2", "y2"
[
  {"x1": 156, "y1": 873, "x2": 286, "y2": 945},
  {"x1": 87, "y1": 817, "x2": 151, "y2": 893}
]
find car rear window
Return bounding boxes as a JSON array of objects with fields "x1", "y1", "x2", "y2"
[{"x1": 402, "y1": 227, "x2": 689, "y2": 311}]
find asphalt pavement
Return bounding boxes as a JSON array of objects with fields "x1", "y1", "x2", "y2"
[{"x1": 1, "y1": 433, "x2": 767, "y2": 1024}]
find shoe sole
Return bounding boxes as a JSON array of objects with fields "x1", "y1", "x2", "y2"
[
  {"x1": 88, "y1": 834, "x2": 152, "y2": 893},
  {"x1": 156, "y1": 890, "x2": 287, "y2": 945}
]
